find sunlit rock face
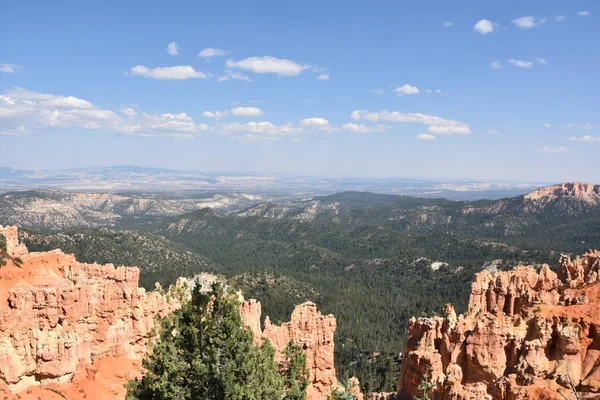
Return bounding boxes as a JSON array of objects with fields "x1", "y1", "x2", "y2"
[
  {"x1": 397, "y1": 251, "x2": 600, "y2": 400},
  {"x1": 0, "y1": 225, "x2": 187, "y2": 398}
]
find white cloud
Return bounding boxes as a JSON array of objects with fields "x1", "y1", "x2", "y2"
[
  {"x1": 428, "y1": 125, "x2": 471, "y2": 135},
  {"x1": 122, "y1": 107, "x2": 137, "y2": 117},
  {"x1": 341, "y1": 123, "x2": 388, "y2": 133},
  {"x1": 512, "y1": 16, "x2": 544, "y2": 29},
  {"x1": 536, "y1": 58, "x2": 548, "y2": 65},
  {"x1": 490, "y1": 60, "x2": 502, "y2": 69},
  {"x1": 317, "y1": 74, "x2": 330, "y2": 80},
  {"x1": 202, "y1": 110, "x2": 229, "y2": 120},
  {"x1": 130, "y1": 65, "x2": 208, "y2": 80},
  {"x1": 474, "y1": 19, "x2": 494, "y2": 34},
  {"x1": 507, "y1": 59, "x2": 533, "y2": 68},
  {"x1": 225, "y1": 56, "x2": 311, "y2": 76},
  {"x1": 198, "y1": 48, "x2": 229, "y2": 58},
  {"x1": 536, "y1": 146, "x2": 570, "y2": 153},
  {"x1": 442, "y1": 22, "x2": 453, "y2": 28},
  {"x1": 300, "y1": 117, "x2": 329, "y2": 127},
  {"x1": 570, "y1": 135, "x2": 600, "y2": 142},
  {"x1": 578, "y1": 11, "x2": 591, "y2": 17},
  {"x1": 0, "y1": 63, "x2": 22, "y2": 73},
  {"x1": 394, "y1": 84, "x2": 420, "y2": 96},
  {"x1": 350, "y1": 109, "x2": 470, "y2": 135},
  {"x1": 555, "y1": 15, "x2": 566, "y2": 22},
  {"x1": 487, "y1": 129, "x2": 500, "y2": 135},
  {"x1": 230, "y1": 106, "x2": 263, "y2": 117},
  {"x1": 167, "y1": 42, "x2": 179, "y2": 56},
  {"x1": 567, "y1": 123, "x2": 596, "y2": 130},
  {"x1": 416, "y1": 133, "x2": 436, "y2": 141},
  {"x1": 372, "y1": 89, "x2": 385, "y2": 95},
  {"x1": 543, "y1": 123, "x2": 552, "y2": 128},
  {"x1": 217, "y1": 70, "x2": 252, "y2": 83},
  {"x1": 0, "y1": 87, "x2": 207, "y2": 137},
  {"x1": 218, "y1": 121, "x2": 299, "y2": 141}
]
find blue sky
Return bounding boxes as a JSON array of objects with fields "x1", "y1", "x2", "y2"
[{"x1": 0, "y1": 0, "x2": 599, "y2": 182}]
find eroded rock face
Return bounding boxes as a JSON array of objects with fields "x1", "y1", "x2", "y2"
[
  {"x1": 397, "y1": 251, "x2": 600, "y2": 400},
  {"x1": 0, "y1": 225, "x2": 28, "y2": 257},
  {"x1": 0, "y1": 226, "x2": 355, "y2": 400},
  {"x1": 0, "y1": 226, "x2": 187, "y2": 396},
  {"x1": 243, "y1": 300, "x2": 363, "y2": 400}
]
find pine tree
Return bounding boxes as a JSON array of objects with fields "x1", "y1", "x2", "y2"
[
  {"x1": 282, "y1": 341, "x2": 309, "y2": 400},
  {"x1": 126, "y1": 283, "x2": 285, "y2": 400}
]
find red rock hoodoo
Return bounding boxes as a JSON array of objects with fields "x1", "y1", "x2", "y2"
[
  {"x1": 0, "y1": 225, "x2": 188, "y2": 399},
  {"x1": 242, "y1": 299, "x2": 363, "y2": 400},
  {"x1": 398, "y1": 251, "x2": 600, "y2": 400},
  {"x1": 0, "y1": 225, "x2": 355, "y2": 400}
]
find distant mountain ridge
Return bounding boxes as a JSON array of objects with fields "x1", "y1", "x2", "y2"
[
  {"x1": 0, "y1": 189, "x2": 265, "y2": 230},
  {"x1": 0, "y1": 165, "x2": 545, "y2": 199}
]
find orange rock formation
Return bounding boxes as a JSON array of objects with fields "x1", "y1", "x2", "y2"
[
  {"x1": 398, "y1": 251, "x2": 600, "y2": 400},
  {"x1": 242, "y1": 299, "x2": 363, "y2": 400},
  {"x1": 0, "y1": 226, "x2": 353, "y2": 400},
  {"x1": 0, "y1": 225, "x2": 187, "y2": 399}
]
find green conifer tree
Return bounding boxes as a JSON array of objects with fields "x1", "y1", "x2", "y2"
[
  {"x1": 126, "y1": 283, "x2": 286, "y2": 400},
  {"x1": 282, "y1": 340, "x2": 309, "y2": 400}
]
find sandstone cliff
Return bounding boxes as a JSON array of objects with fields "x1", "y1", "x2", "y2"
[
  {"x1": 0, "y1": 226, "x2": 353, "y2": 400},
  {"x1": 0, "y1": 225, "x2": 188, "y2": 399},
  {"x1": 242, "y1": 299, "x2": 363, "y2": 400},
  {"x1": 398, "y1": 251, "x2": 600, "y2": 400}
]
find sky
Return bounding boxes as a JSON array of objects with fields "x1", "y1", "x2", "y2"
[{"x1": 0, "y1": 0, "x2": 599, "y2": 182}]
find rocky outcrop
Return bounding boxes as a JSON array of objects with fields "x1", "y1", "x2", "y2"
[
  {"x1": 243, "y1": 300, "x2": 363, "y2": 400},
  {"x1": 0, "y1": 226, "x2": 188, "y2": 397},
  {"x1": 398, "y1": 251, "x2": 600, "y2": 400},
  {"x1": 0, "y1": 226, "x2": 356, "y2": 400},
  {"x1": 0, "y1": 225, "x2": 28, "y2": 257}
]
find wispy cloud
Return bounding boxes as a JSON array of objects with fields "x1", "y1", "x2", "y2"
[
  {"x1": 567, "y1": 123, "x2": 597, "y2": 130},
  {"x1": 543, "y1": 123, "x2": 552, "y2": 128},
  {"x1": 217, "y1": 70, "x2": 252, "y2": 83},
  {"x1": 167, "y1": 42, "x2": 179, "y2": 56},
  {"x1": 512, "y1": 17, "x2": 539, "y2": 29},
  {"x1": 507, "y1": 59, "x2": 533, "y2": 68},
  {"x1": 341, "y1": 123, "x2": 389, "y2": 133},
  {"x1": 350, "y1": 110, "x2": 471, "y2": 135},
  {"x1": 317, "y1": 74, "x2": 330, "y2": 80},
  {"x1": 473, "y1": 19, "x2": 494, "y2": 34},
  {"x1": 416, "y1": 133, "x2": 436, "y2": 141},
  {"x1": 487, "y1": 130, "x2": 500, "y2": 135},
  {"x1": 570, "y1": 135, "x2": 600, "y2": 142},
  {"x1": 394, "y1": 84, "x2": 420, "y2": 96},
  {"x1": 0, "y1": 87, "x2": 207, "y2": 137},
  {"x1": 372, "y1": 89, "x2": 385, "y2": 95},
  {"x1": 0, "y1": 63, "x2": 22, "y2": 73},
  {"x1": 230, "y1": 107, "x2": 263, "y2": 117},
  {"x1": 442, "y1": 22, "x2": 453, "y2": 28},
  {"x1": 130, "y1": 65, "x2": 209, "y2": 80},
  {"x1": 554, "y1": 15, "x2": 566, "y2": 22},
  {"x1": 536, "y1": 146, "x2": 570, "y2": 153},
  {"x1": 202, "y1": 110, "x2": 229, "y2": 120},
  {"x1": 198, "y1": 48, "x2": 229, "y2": 58},
  {"x1": 225, "y1": 56, "x2": 313, "y2": 76},
  {"x1": 536, "y1": 58, "x2": 548, "y2": 65},
  {"x1": 577, "y1": 11, "x2": 591, "y2": 17},
  {"x1": 490, "y1": 60, "x2": 502, "y2": 69}
]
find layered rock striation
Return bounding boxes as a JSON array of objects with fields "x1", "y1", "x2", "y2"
[
  {"x1": 398, "y1": 251, "x2": 600, "y2": 400},
  {"x1": 0, "y1": 225, "x2": 353, "y2": 400},
  {"x1": 0, "y1": 225, "x2": 187, "y2": 397}
]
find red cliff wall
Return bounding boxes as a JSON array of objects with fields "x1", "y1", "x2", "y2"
[{"x1": 398, "y1": 251, "x2": 600, "y2": 400}]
